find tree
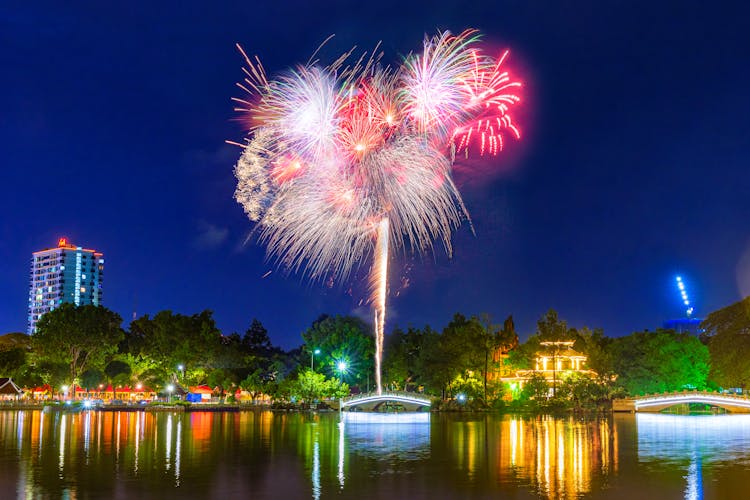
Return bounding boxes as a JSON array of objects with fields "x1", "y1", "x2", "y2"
[
  {"x1": 127, "y1": 310, "x2": 222, "y2": 384},
  {"x1": 287, "y1": 368, "x2": 349, "y2": 403},
  {"x1": 574, "y1": 327, "x2": 614, "y2": 377},
  {"x1": 610, "y1": 329, "x2": 710, "y2": 395},
  {"x1": 32, "y1": 304, "x2": 124, "y2": 385},
  {"x1": 520, "y1": 373, "x2": 549, "y2": 401},
  {"x1": 242, "y1": 319, "x2": 273, "y2": 355},
  {"x1": 701, "y1": 297, "x2": 750, "y2": 389},
  {"x1": 301, "y1": 315, "x2": 374, "y2": 387}
]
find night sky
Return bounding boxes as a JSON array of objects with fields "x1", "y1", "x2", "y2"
[{"x1": 2, "y1": 1, "x2": 749, "y2": 348}]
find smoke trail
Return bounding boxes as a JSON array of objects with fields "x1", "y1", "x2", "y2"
[{"x1": 372, "y1": 218, "x2": 389, "y2": 395}]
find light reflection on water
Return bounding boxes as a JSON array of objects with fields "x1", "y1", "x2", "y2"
[
  {"x1": 1, "y1": 410, "x2": 750, "y2": 498},
  {"x1": 636, "y1": 413, "x2": 750, "y2": 500}
]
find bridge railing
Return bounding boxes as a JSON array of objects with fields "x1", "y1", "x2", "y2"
[
  {"x1": 340, "y1": 390, "x2": 432, "y2": 406},
  {"x1": 634, "y1": 390, "x2": 750, "y2": 403}
]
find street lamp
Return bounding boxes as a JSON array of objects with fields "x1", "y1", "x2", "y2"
[
  {"x1": 166, "y1": 384, "x2": 174, "y2": 403},
  {"x1": 61, "y1": 385, "x2": 69, "y2": 401},
  {"x1": 336, "y1": 361, "x2": 348, "y2": 375},
  {"x1": 311, "y1": 348, "x2": 321, "y2": 371},
  {"x1": 177, "y1": 364, "x2": 185, "y2": 380}
]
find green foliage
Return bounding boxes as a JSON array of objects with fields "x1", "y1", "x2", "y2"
[
  {"x1": 80, "y1": 369, "x2": 105, "y2": 389},
  {"x1": 610, "y1": 329, "x2": 710, "y2": 395},
  {"x1": 574, "y1": 327, "x2": 613, "y2": 376},
  {"x1": 32, "y1": 304, "x2": 124, "y2": 383},
  {"x1": 126, "y1": 310, "x2": 222, "y2": 383},
  {"x1": 520, "y1": 373, "x2": 549, "y2": 401},
  {"x1": 301, "y1": 315, "x2": 374, "y2": 386},
  {"x1": 448, "y1": 372, "x2": 484, "y2": 401},
  {"x1": 287, "y1": 368, "x2": 349, "y2": 402},
  {"x1": 701, "y1": 297, "x2": 750, "y2": 389}
]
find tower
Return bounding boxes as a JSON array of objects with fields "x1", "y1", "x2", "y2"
[{"x1": 27, "y1": 238, "x2": 104, "y2": 334}]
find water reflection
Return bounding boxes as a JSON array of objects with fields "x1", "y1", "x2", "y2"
[
  {"x1": 1, "y1": 410, "x2": 750, "y2": 498},
  {"x1": 636, "y1": 413, "x2": 750, "y2": 499},
  {"x1": 439, "y1": 415, "x2": 617, "y2": 498}
]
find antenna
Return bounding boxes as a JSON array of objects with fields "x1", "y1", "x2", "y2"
[{"x1": 675, "y1": 276, "x2": 694, "y2": 318}]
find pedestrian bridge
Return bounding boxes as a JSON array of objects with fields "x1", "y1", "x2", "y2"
[
  {"x1": 614, "y1": 391, "x2": 750, "y2": 413},
  {"x1": 340, "y1": 391, "x2": 432, "y2": 412}
]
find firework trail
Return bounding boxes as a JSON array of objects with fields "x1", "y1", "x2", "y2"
[{"x1": 233, "y1": 29, "x2": 522, "y2": 394}]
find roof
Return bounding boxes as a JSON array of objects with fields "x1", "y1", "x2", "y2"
[
  {"x1": 0, "y1": 378, "x2": 23, "y2": 395},
  {"x1": 189, "y1": 385, "x2": 213, "y2": 394},
  {"x1": 537, "y1": 347, "x2": 587, "y2": 359}
]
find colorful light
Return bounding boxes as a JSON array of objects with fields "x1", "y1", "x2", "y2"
[
  {"x1": 233, "y1": 30, "x2": 523, "y2": 395},
  {"x1": 675, "y1": 275, "x2": 694, "y2": 317}
]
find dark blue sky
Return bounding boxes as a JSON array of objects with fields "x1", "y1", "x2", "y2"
[{"x1": 2, "y1": 1, "x2": 749, "y2": 348}]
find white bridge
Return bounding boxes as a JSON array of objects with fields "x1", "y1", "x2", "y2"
[
  {"x1": 340, "y1": 391, "x2": 432, "y2": 411},
  {"x1": 614, "y1": 391, "x2": 750, "y2": 413}
]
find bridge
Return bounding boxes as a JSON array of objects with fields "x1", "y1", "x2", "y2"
[
  {"x1": 613, "y1": 391, "x2": 750, "y2": 413},
  {"x1": 339, "y1": 391, "x2": 432, "y2": 412}
]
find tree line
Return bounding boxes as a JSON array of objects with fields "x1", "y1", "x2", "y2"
[{"x1": 1, "y1": 296, "x2": 749, "y2": 409}]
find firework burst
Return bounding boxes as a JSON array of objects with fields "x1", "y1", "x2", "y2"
[{"x1": 233, "y1": 29, "x2": 523, "y2": 394}]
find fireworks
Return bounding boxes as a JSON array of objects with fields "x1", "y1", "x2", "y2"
[{"x1": 233, "y1": 29, "x2": 523, "y2": 394}]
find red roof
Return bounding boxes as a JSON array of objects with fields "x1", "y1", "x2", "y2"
[{"x1": 189, "y1": 385, "x2": 213, "y2": 394}]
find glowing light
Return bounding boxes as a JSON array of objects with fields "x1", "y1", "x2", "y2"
[
  {"x1": 337, "y1": 361, "x2": 348, "y2": 373},
  {"x1": 233, "y1": 29, "x2": 523, "y2": 397},
  {"x1": 675, "y1": 275, "x2": 695, "y2": 317}
]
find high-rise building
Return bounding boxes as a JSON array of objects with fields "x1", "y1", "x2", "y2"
[{"x1": 27, "y1": 238, "x2": 104, "y2": 334}]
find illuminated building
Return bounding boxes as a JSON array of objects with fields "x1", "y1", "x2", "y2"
[
  {"x1": 502, "y1": 341, "x2": 597, "y2": 394},
  {"x1": 27, "y1": 238, "x2": 104, "y2": 334}
]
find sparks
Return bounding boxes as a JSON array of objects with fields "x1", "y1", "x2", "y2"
[{"x1": 233, "y1": 29, "x2": 523, "y2": 394}]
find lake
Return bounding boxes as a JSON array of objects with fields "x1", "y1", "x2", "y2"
[{"x1": 1, "y1": 409, "x2": 749, "y2": 498}]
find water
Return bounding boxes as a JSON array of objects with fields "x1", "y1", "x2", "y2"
[{"x1": 1, "y1": 410, "x2": 750, "y2": 499}]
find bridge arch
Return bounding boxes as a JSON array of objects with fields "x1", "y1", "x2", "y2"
[
  {"x1": 633, "y1": 391, "x2": 750, "y2": 413},
  {"x1": 340, "y1": 391, "x2": 432, "y2": 412}
]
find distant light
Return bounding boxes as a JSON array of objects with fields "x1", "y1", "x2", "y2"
[
  {"x1": 136, "y1": 383, "x2": 143, "y2": 390},
  {"x1": 684, "y1": 300, "x2": 690, "y2": 305},
  {"x1": 83, "y1": 400, "x2": 92, "y2": 408},
  {"x1": 337, "y1": 361, "x2": 348, "y2": 373},
  {"x1": 676, "y1": 276, "x2": 682, "y2": 281},
  {"x1": 457, "y1": 393, "x2": 466, "y2": 402},
  {"x1": 61, "y1": 385, "x2": 69, "y2": 392},
  {"x1": 314, "y1": 349, "x2": 321, "y2": 355},
  {"x1": 166, "y1": 384, "x2": 174, "y2": 392},
  {"x1": 177, "y1": 364, "x2": 184, "y2": 371},
  {"x1": 65, "y1": 400, "x2": 72, "y2": 406}
]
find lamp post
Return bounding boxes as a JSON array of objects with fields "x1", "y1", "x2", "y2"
[
  {"x1": 336, "y1": 361, "x2": 348, "y2": 416},
  {"x1": 61, "y1": 385, "x2": 69, "y2": 401},
  {"x1": 177, "y1": 364, "x2": 185, "y2": 381},
  {"x1": 166, "y1": 384, "x2": 174, "y2": 403},
  {"x1": 311, "y1": 348, "x2": 321, "y2": 371}
]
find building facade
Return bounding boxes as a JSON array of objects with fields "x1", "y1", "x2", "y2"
[
  {"x1": 27, "y1": 238, "x2": 104, "y2": 334},
  {"x1": 501, "y1": 340, "x2": 597, "y2": 396}
]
